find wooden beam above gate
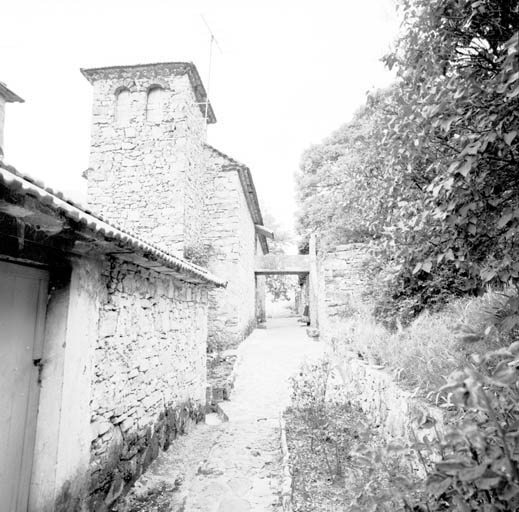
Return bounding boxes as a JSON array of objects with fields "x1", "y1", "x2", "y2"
[{"x1": 255, "y1": 254, "x2": 310, "y2": 275}]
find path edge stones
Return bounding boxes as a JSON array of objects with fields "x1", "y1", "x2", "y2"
[{"x1": 279, "y1": 413, "x2": 293, "y2": 512}]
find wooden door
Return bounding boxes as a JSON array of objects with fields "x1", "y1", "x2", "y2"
[{"x1": 0, "y1": 260, "x2": 48, "y2": 512}]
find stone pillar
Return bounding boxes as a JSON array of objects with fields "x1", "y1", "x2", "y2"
[
  {"x1": 309, "y1": 234, "x2": 319, "y2": 329},
  {"x1": 255, "y1": 274, "x2": 266, "y2": 324}
]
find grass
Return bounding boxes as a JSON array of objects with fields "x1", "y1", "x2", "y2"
[
  {"x1": 286, "y1": 360, "x2": 421, "y2": 511},
  {"x1": 329, "y1": 288, "x2": 517, "y2": 396}
]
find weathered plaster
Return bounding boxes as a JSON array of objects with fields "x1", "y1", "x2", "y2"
[
  {"x1": 30, "y1": 276, "x2": 71, "y2": 512},
  {"x1": 29, "y1": 258, "x2": 103, "y2": 512},
  {"x1": 55, "y1": 259, "x2": 103, "y2": 503}
]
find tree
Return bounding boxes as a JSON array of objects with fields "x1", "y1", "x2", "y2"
[
  {"x1": 374, "y1": 0, "x2": 519, "y2": 319},
  {"x1": 296, "y1": 0, "x2": 519, "y2": 324},
  {"x1": 263, "y1": 212, "x2": 299, "y2": 302},
  {"x1": 296, "y1": 88, "x2": 396, "y2": 247}
]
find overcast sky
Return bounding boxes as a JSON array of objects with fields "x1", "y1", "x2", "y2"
[{"x1": 1, "y1": 0, "x2": 398, "y2": 234}]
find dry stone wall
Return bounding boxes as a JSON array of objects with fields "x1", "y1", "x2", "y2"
[
  {"x1": 319, "y1": 243, "x2": 444, "y2": 471},
  {"x1": 320, "y1": 243, "x2": 372, "y2": 319},
  {"x1": 88, "y1": 259, "x2": 208, "y2": 509},
  {"x1": 203, "y1": 150, "x2": 257, "y2": 348},
  {"x1": 86, "y1": 65, "x2": 207, "y2": 257},
  {"x1": 318, "y1": 243, "x2": 372, "y2": 338},
  {"x1": 335, "y1": 354, "x2": 444, "y2": 443}
]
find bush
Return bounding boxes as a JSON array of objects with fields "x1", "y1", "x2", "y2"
[
  {"x1": 414, "y1": 341, "x2": 519, "y2": 510},
  {"x1": 287, "y1": 359, "x2": 419, "y2": 511},
  {"x1": 331, "y1": 289, "x2": 517, "y2": 395}
]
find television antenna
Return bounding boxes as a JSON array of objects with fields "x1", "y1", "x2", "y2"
[{"x1": 201, "y1": 15, "x2": 222, "y2": 123}]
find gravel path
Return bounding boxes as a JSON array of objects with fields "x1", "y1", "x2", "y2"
[{"x1": 118, "y1": 317, "x2": 323, "y2": 512}]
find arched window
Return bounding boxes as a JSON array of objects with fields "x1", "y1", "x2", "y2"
[
  {"x1": 115, "y1": 87, "x2": 131, "y2": 126},
  {"x1": 146, "y1": 86, "x2": 164, "y2": 123}
]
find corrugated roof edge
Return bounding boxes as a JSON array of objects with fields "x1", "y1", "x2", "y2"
[
  {"x1": 0, "y1": 162, "x2": 226, "y2": 287},
  {"x1": 0, "y1": 82, "x2": 24, "y2": 103},
  {"x1": 204, "y1": 144, "x2": 269, "y2": 254}
]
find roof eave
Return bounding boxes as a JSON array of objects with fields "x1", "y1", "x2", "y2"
[
  {"x1": 0, "y1": 164, "x2": 226, "y2": 287},
  {"x1": 0, "y1": 83, "x2": 24, "y2": 103}
]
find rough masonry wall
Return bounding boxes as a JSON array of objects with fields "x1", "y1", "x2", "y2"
[
  {"x1": 319, "y1": 243, "x2": 444, "y2": 471},
  {"x1": 182, "y1": 120, "x2": 208, "y2": 255},
  {"x1": 328, "y1": 352, "x2": 445, "y2": 477},
  {"x1": 202, "y1": 151, "x2": 257, "y2": 348},
  {"x1": 318, "y1": 242, "x2": 372, "y2": 337},
  {"x1": 86, "y1": 66, "x2": 207, "y2": 257},
  {"x1": 88, "y1": 259, "x2": 208, "y2": 509}
]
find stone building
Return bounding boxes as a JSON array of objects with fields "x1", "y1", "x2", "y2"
[
  {"x1": 0, "y1": 161, "x2": 223, "y2": 511},
  {"x1": 82, "y1": 62, "x2": 271, "y2": 349},
  {"x1": 203, "y1": 145, "x2": 271, "y2": 346},
  {"x1": 0, "y1": 61, "x2": 271, "y2": 511}
]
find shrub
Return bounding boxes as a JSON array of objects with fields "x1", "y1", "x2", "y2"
[
  {"x1": 340, "y1": 339, "x2": 519, "y2": 510},
  {"x1": 454, "y1": 286, "x2": 519, "y2": 344},
  {"x1": 183, "y1": 243, "x2": 214, "y2": 267},
  {"x1": 287, "y1": 359, "x2": 422, "y2": 511},
  {"x1": 414, "y1": 341, "x2": 519, "y2": 510},
  {"x1": 331, "y1": 289, "x2": 518, "y2": 395}
]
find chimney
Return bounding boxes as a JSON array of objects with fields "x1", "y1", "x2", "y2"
[{"x1": 81, "y1": 62, "x2": 216, "y2": 257}]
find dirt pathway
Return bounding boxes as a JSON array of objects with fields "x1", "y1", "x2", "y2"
[{"x1": 119, "y1": 317, "x2": 323, "y2": 512}]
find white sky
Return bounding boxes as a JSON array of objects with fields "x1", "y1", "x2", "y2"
[{"x1": 1, "y1": 0, "x2": 398, "y2": 235}]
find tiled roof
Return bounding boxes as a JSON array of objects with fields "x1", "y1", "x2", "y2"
[
  {"x1": 0, "y1": 82, "x2": 24, "y2": 103},
  {"x1": 0, "y1": 163, "x2": 226, "y2": 286},
  {"x1": 204, "y1": 144, "x2": 269, "y2": 254}
]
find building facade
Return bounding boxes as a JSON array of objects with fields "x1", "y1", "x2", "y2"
[
  {"x1": 83, "y1": 62, "x2": 270, "y2": 350},
  {"x1": 0, "y1": 162, "x2": 222, "y2": 511},
  {"x1": 203, "y1": 145, "x2": 270, "y2": 347},
  {"x1": 0, "y1": 61, "x2": 270, "y2": 511}
]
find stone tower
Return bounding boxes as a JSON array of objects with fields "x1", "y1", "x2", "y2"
[{"x1": 81, "y1": 62, "x2": 216, "y2": 256}]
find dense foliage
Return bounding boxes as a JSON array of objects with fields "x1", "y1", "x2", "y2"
[
  {"x1": 296, "y1": 0, "x2": 519, "y2": 323},
  {"x1": 349, "y1": 340, "x2": 519, "y2": 511},
  {"x1": 421, "y1": 342, "x2": 519, "y2": 511}
]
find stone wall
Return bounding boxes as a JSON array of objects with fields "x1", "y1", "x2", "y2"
[
  {"x1": 335, "y1": 353, "x2": 444, "y2": 443},
  {"x1": 203, "y1": 150, "x2": 257, "y2": 348},
  {"x1": 85, "y1": 64, "x2": 207, "y2": 257},
  {"x1": 318, "y1": 242, "x2": 444, "y2": 470},
  {"x1": 318, "y1": 242, "x2": 372, "y2": 337},
  {"x1": 331, "y1": 353, "x2": 444, "y2": 477},
  {"x1": 87, "y1": 259, "x2": 208, "y2": 509}
]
